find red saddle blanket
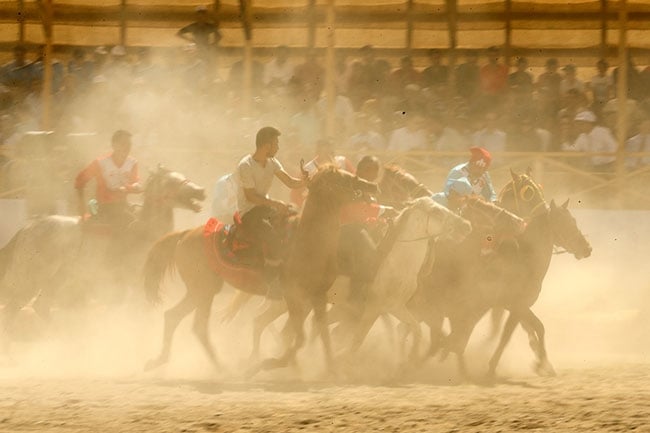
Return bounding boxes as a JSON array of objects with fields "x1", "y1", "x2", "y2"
[{"x1": 202, "y1": 217, "x2": 267, "y2": 293}]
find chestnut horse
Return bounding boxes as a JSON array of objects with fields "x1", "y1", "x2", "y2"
[{"x1": 143, "y1": 165, "x2": 378, "y2": 372}]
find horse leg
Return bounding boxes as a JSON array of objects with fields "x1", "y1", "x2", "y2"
[
  {"x1": 422, "y1": 307, "x2": 445, "y2": 362},
  {"x1": 488, "y1": 307, "x2": 506, "y2": 340},
  {"x1": 391, "y1": 306, "x2": 422, "y2": 367},
  {"x1": 521, "y1": 308, "x2": 556, "y2": 377},
  {"x1": 487, "y1": 310, "x2": 520, "y2": 378},
  {"x1": 311, "y1": 290, "x2": 335, "y2": 374},
  {"x1": 192, "y1": 283, "x2": 222, "y2": 369},
  {"x1": 217, "y1": 291, "x2": 254, "y2": 324},
  {"x1": 144, "y1": 293, "x2": 197, "y2": 371},
  {"x1": 250, "y1": 299, "x2": 286, "y2": 361},
  {"x1": 0, "y1": 299, "x2": 24, "y2": 354},
  {"x1": 254, "y1": 289, "x2": 309, "y2": 374}
]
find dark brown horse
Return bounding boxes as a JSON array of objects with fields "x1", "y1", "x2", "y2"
[
  {"x1": 439, "y1": 171, "x2": 592, "y2": 378},
  {"x1": 143, "y1": 165, "x2": 378, "y2": 372}
]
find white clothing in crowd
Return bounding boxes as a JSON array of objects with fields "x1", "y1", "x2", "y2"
[
  {"x1": 263, "y1": 58, "x2": 294, "y2": 86},
  {"x1": 388, "y1": 126, "x2": 429, "y2": 151},
  {"x1": 626, "y1": 133, "x2": 650, "y2": 169},
  {"x1": 472, "y1": 128, "x2": 506, "y2": 153},
  {"x1": 571, "y1": 125, "x2": 617, "y2": 166}
]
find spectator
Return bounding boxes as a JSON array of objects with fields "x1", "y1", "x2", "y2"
[
  {"x1": 263, "y1": 45, "x2": 294, "y2": 88},
  {"x1": 588, "y1": 59, "x2": 613, "y2": 115},
  {"x1": 387, "y1": 113, "x2": 428, "y2": 151},
  {"x1": 613, "y1": 56, "x2": 642, "y2": 100},
  {"x1": 508, "y1": 57, "x2": 533, "y2": 96},
  {"x1": 480, "y1": 46, "x2": 508, "y2": 99},
  {"x1": 455, "y1": 51, "x2": 480, "y2": 100},
  {"x1": 68, "y1": 47, "x2": 94, "y2": 88},
  {"x1": 389, "y1": 56, "x2": 421, "y2": 98},
  {"x1": 571, "y1": 110, "x2": 617, "y2": 171},
  {"x1": 0, "y1": 45, "x2": 35, "y2": 89},
  {"x1": 625, "y1": 117, "x2": 650, "y2": 169},
  {"x1": 177, "y1": 5, "x2": 221, "y2": 57},
  {"x1": 421, "y1": 49, "x2": 448, "y2": 89},
  {"x1": 472, "y1": 111, "x2": 507, "y2": 153},
  {"x1": 346, "y1": 113, "x2": 386, "y2": 151},
  {"x1": 560, "y1": 64, "x2": 585, "y2": 97},
  {"x1": 293, "y1": 49, "x2": 325, "y2": 96},
  {"x1": 537, "y1": 57, "x2": 562, "y2": 129}
]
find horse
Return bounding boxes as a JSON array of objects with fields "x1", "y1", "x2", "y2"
[
  {"x1": 221, "y1": 163, "x2": 435, "y2": 360},
  {"x1": 0, "y1": 166, "x2": 205, "y2": 342},
  {"x1": 402, "y1": 195, "x2": 527, "y2": 367},
  {"x1": 338, "y1": 197, "x2": 472, "y2": 367},
  {"x1": 440, "y1": 171, "x2": 592, "y2": 378},
  {"x1": 142, "y1": 165, "x2": 378, "y2": 372}
]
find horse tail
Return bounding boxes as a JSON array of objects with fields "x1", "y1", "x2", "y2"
[
  {"x1": 0, "y1": 229, "x2": 21, "y2": 283},
  {"x1": 143, "y1": 230, "x2": 189, "y2": 305}
]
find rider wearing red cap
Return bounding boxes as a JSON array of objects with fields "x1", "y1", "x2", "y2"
[{"x1": 444, "y1": 146, "x2": 496, "y2": 202}]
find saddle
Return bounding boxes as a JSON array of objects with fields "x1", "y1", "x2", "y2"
[{"x1": 202, "y1": 212, "x2": 298, "y2": 293}]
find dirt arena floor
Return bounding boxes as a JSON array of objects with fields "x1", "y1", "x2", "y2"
[{"x1": 0, "y1": 363, "x2": 649, "y2": 432}]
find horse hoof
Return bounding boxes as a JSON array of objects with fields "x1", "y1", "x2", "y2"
[
  {"x1": 143, "y1": 358, "x2": 165, "y2": 372},
  {"x1": 534, "y1": 360, "x2": 557, "y2": 377}
]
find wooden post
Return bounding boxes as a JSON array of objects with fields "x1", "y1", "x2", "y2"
[
  {"x1": 120, "y1": 0, "x2": 127, "y2": 46},
  {"x1": 325, "y1": 0, "x2": 336, "y2": 138},
  {"x1": 307, "y1": 0, "x2": 317, "y2": 49},
  {"x1": 616, "y1": 0, "x2": 629, "y2": 206},
  {"x1": 445, "y1": 0, "x2": 458, "y2": 91},
  {"x1": 17, "y1": 0, "x2": 25, "y2": 44},
  {"x1": 38, "y1": 0, "x2": 53, "y2": 131},
  {"x1": 600, "y1": 0, "x2": 608, "y2": 59},
  {"x1": 239, "y1": 0, "x2": 253, "y2": 115},
  {"x1": 504, "y1": 0, "x2": 512, "y2": 67},
  {"x1": 406, "y1": 0, "x2": 414, "y2": 52},
  {"x1": 616, "y1": 0, "x2": 628, "y2": 202}
]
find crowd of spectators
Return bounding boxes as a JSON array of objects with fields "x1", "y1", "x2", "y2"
[{"x1": 2, "y1": 38, "x2": 650, "y2": 176}]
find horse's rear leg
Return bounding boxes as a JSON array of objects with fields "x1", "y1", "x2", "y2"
[
  {"x1": 487, "y1": 310, "x2": 520, "y2": 377},
  {"x1": 192, "y1": 284, "x2": 221, "y2": 369},
  {"x1": 422, "y1": 308, "x2": 445, "y2": 362},
  {"x1": 521, "y1": 308, "x2": 556, "y2": 377},
  {"x1": 144, "y1": 294, "x2": 197, "y2": 371},
  {"x1": 391, "y1": 306, "x2": 422, "y2": 366}
]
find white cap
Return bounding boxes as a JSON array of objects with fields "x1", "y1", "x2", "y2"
[
  {"x1": 94, "y1": 46, "x2": 108, "y2": 55},
  {"x1": 574, "y1": 110, "x2": 596, "y2": 122}
]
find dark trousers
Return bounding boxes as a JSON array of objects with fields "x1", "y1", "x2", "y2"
[{"x1": 240, "y1": 205, "x2": 282, "y2": 261}]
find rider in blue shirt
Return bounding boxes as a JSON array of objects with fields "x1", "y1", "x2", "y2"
[
  {"x1": 432, "y1": 177, "x2": 473, "y2": 213},
  {"x1": 444, "y1": 146, "x2": 496, "y2": 202}
]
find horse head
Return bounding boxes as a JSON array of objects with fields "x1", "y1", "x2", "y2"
[
  {"x1": 307, "y1": 164, "x2": 378, "y2": 206},
  {"x1": 144, "y1": 165, "x2": 206, "y2": 212},
  {"x1": 548, "y1": 199, "x2": 592, "y2": 260},
  {"x1": 395, "y1": 197, "x2": 472, "y2": 243},
  {"x1": 378, "y1": 164, "x2": 432, "y2": 209},
  {"x1": 462, "y1": 195, "x2": 527, "y2": 237},
  {"x1": 498, "y1": 169, "x2": 547, "y2": 218}
]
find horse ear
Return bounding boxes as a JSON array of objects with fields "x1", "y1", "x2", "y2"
[
  {"x1": 510, "y1": 168, "x2": 519, "y2": 182},
  {"x1": 561, "y1": 198, "x2": 570, "y2": 209},
  {"x1": 550, "y1": 199, "x2": 557, "y2": 209},
  {"x1": 526, "y1": 166, "x2": 533, "y2": 177}
]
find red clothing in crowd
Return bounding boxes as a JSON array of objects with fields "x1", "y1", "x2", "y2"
[
  {"x1": 480, "y1": 63, "x2": 509, "y2": 96},
  {"x1": 75, "y1": 153, "x2": 139, "y2": 204}
]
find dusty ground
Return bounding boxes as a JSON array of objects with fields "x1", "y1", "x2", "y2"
[{"x1": 0, "y1": 364, "x2": 648, "y2": 433}]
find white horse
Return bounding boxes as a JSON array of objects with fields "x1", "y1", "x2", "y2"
[{"x1": 341, "y1": 197, "x2": 471, "y2": 365}]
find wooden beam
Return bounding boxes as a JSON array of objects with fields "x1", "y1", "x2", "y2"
[
  {"x1": 36, "y1": 0, "x2": 53, "y2": 130},
  {"x1": 17, "y1": 0, "x2": 24, "y2": 44},
  {"x1": 325, "y1": 0, "x2": 335, "y2": 138},
  {"x1": 240, "y1": 0, "x2": 252, "y2": 116},
  {"x1": 616, "y1": 0, "x2": 628, "y2": 189},
  {"x1": 406, "y1": 0, "x2": 414, "y2": 51},
  {"x1": 505, "y1": 0, "x2": 512, "y2": 66},
  {"x1": 446, "y1": 0, "x2": 458, "y2": 91}
]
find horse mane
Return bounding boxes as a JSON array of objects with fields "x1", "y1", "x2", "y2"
[
  {"x1": 382, "y1": 164, "x2": 433, "y2": 199},
  {"x1": 375, "y1": 197, "x2": 433, "y2": 263}
]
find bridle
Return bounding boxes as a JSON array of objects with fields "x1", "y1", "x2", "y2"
[
  {"x1": 500, "y1": 177, "x2": 547, "y2": 220},
  {"x1": 380, "y1": 169, "x2": 431, "y2": 205}
]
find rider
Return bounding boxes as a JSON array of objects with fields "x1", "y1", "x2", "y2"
[
  {"x1": 75, "y1": 129, "x2": 141, "y2": 227},
  {"x1": 235, "y1": 126, "x2": 307, "y2": 266},
  {"x1": 432, "y1": 177, "x2": 473, "y2": 214},
  {"x1": 445, "y1": 146, "x2": 496, "y2": 202}
]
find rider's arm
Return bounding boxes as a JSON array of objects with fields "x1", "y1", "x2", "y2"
[
  {"x1": 275, "y1": 169, "x2": 306, "y2": 189},
  {"x1": 124, "y1": 161, "x2": 142, "y2": 193}
]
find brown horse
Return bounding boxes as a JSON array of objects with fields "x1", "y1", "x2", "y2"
[
  {"x1": 143, "y1": 165, "x2": 378, "y2": 372},
  {"x1": 439, "y1": 171, "x2": 592, "y2": 378}
]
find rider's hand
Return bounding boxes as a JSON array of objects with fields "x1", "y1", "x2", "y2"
[{"x1": 379, "y1": 205, "x2": 399, "y2": 219}]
